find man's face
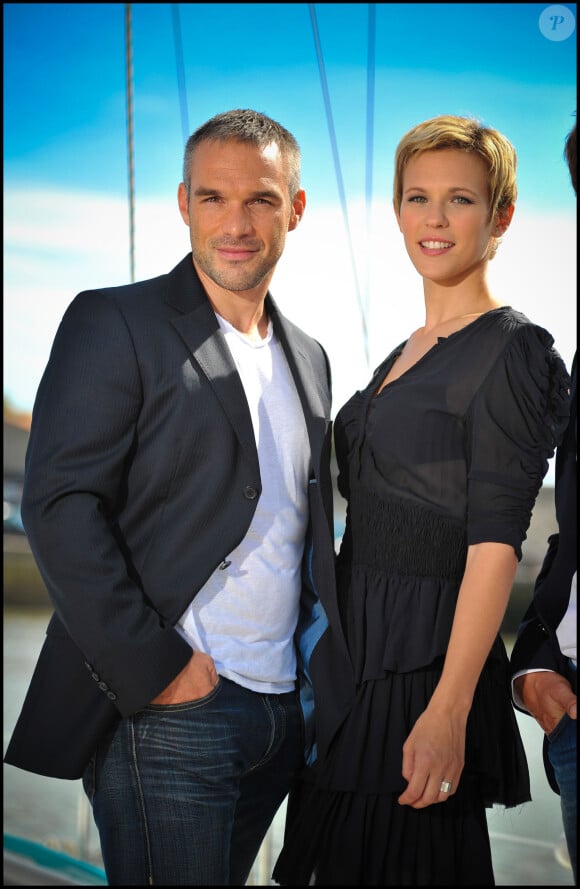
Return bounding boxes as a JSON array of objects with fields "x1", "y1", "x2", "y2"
[{"x1": 178, "y1": 139, "x2": 305, "y2": 296}]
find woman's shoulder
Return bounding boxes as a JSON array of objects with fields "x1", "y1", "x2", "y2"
[
  {"x1": 484, "y1": 305, "x2": 541, "y2": 334},
  {"x1": 479, "y1": 306, "x2": 567, "y2": 362},
  {"x1": 477, "y1": 307, "x2": 571, "y2": 452}
]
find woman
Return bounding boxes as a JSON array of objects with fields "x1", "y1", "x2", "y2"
[{"x1": 273, "y1": 115, "x2": 571, "y2": 885}]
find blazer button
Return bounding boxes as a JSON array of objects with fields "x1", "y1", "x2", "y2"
[
  {"x1": 244, "y1": 486, "x2": 258, "y2": 500},
  {"x1": 219, "y1": 559, "x2": 232, "y2": 570}
]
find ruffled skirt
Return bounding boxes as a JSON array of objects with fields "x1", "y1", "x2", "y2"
[
  {"x1": 273, "y1": 489, "x2": 530, "y2": 886},
  {"x1": 274, "y1": 770, "x2": 495, "y2": 885}
]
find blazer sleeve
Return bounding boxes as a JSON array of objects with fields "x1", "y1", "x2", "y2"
[
  {"x1": 21, "y1": 289, "x2": 192, "y2": 716},
  {"x1": 510, "y1": 355, "x2": 577, "y2": 696}
]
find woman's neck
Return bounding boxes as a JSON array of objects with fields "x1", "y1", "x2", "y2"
[{"x1": 422, "y1": 279, "x2": 502, "y2": 332}]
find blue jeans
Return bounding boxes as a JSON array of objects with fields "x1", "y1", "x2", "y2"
[
  {"x1": 547, "y1": 665, "x2": 577, "y2": 882},
  {"x1": 82, "y1": 676, "x2": 302, "y2": 885}
]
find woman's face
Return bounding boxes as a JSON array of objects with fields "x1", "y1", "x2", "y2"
[{"x1": 395, "y1": 148, "x2": 504, "y2": 285}]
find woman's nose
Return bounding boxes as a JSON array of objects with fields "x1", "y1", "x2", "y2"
[{"x1": 425, "y1": 204, "x2": 448, "y2": 227}]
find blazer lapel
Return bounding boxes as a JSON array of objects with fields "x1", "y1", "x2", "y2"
[
  {"x1": 165, "y1": 257, "x2": 259, "y2": 472},
  {"x1": 268, "y1": 296, "x2": 329, "y2": 457},
  {"x1": 163, "y1": 256, "x2": 327, "y2": 473}
]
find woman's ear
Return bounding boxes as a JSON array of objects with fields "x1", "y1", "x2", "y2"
[
  {"x1": 494, "y1": 203, "x2": 515, "y2": 236},
  {"x1": 393, "y1": 200, "x2": 402, "y2": 232}
]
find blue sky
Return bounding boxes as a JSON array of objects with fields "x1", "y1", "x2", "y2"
[{"x1": 4, "y1": 2, "x2": 577, "y2": 427}]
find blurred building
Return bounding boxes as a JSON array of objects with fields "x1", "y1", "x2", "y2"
[{"x1": 4, "y1": 411, "x2": 29, "y2": 480}]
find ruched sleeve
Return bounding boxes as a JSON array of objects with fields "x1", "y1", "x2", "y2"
[{"x1": 466, "y1": 324, "x2": 570, "y2": 559}]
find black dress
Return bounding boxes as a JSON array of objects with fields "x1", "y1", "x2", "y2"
[{"x1": 273, "y1": 307, "x2": 571, "y2": 886}]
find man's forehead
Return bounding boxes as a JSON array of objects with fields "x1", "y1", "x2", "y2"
[{"x1": 260, "y1": 141, "x2": 282, "y2": 162}]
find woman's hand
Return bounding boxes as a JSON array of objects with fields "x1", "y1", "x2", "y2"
[{"x1": 398, "y1": 702, "x2": 467, "y2": 808}]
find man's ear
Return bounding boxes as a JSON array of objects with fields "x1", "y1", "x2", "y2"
[
  {"x1": 288, "y1": 189, "x2": 306, "y2": 231},
  {"x1": 177, "y1": 182, "x2": 190, "y2": 226}
]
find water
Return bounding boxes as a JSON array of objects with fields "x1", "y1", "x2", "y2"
[{"x1": 3, "y1": 607, "x2": 574, "y2": 885}]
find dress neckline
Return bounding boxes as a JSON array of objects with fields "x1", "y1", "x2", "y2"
[
  {"x1": 434, "y1": 305, "x2": 510, "y2": 343},
  {"x1": 373, "y1": 306, "x2": 512, "y2": 397}
]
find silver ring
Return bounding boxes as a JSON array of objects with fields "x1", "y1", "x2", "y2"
[{"x1": 440, "y1": 780, "x2": 453, "y2": 793}]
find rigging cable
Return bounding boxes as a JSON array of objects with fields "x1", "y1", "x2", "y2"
[
  {"x1": 308, "y1": 3, "x2": 369, "y2": 367},
  {"x1": 124, "y1": 3, "x2": 136, "y2": 283},
  {"x1": 172, "y1": 4, "x2": 190, "y2": 144},
  {"x1": 365, "y1": 4, "x2": 376, "y2": 335}
]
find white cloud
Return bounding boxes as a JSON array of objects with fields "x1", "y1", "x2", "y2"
[
  {"x1": 276, "y1": 198, "x2": 577, "y2": 415},
  {"x1": 4, "y1": 187, "x2": 576, "y2": 427}
]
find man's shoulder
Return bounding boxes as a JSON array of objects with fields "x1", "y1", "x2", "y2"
[
  {"x1": 65, "y1": 256, "x2": 200, "y2": 329},
  {"x1": 78, "y1": 254, "x2": 192, "y2": 303}
]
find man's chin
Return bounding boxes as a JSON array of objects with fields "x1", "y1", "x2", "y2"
[{"x1": 204, "y1": 268, "x2": 270, "y2": 294}]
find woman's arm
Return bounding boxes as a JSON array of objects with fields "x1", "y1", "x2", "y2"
[{"x1": 398, "y1": 541, "x2": 517, "y2": 809}]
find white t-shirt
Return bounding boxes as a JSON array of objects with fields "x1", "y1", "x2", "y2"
[{"x1": 177, "y1": 312, "x2": 311, "y2": 693}]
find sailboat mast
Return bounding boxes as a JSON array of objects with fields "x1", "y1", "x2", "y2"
[{"x1": 125, "y1": 3, "x2": 136, "y2": 283}]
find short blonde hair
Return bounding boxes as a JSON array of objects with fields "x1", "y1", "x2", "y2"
[{"x1": 393, "y1": 115, "x2": 517, "y2": 259}]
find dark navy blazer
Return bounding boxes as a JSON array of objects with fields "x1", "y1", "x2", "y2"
[
  {"x1": 4, "y1": 254, "x2": 352, "y2": 779},
  {"x1": 510, "y1": 353, "x2": 577, "y2": 793}
]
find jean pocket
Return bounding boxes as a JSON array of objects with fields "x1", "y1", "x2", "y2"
[
  {"x1": 144, "y1": 676, "x2": 223, "y2": 713},
  {"x1": 547, "y1": 711, "x2": 571, "y2": 743}
]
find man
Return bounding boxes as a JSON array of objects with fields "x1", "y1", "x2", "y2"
[
  {"x1": 5, "y1": 109, "x2": 348, "y2": 885},
  {"x1": 510, "y1": 120, "x2": 577, "y2": 883}
]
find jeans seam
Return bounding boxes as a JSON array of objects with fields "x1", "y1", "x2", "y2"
[
  {"x1": 84, "y1": 753, "x2": 97, "y2": 803},
  {"x1": 250, "y1": 694, "x2": 284, "y2": 771},
  {"x1": 130, "y1": 716, "x2": 155, "y2": 885}
]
